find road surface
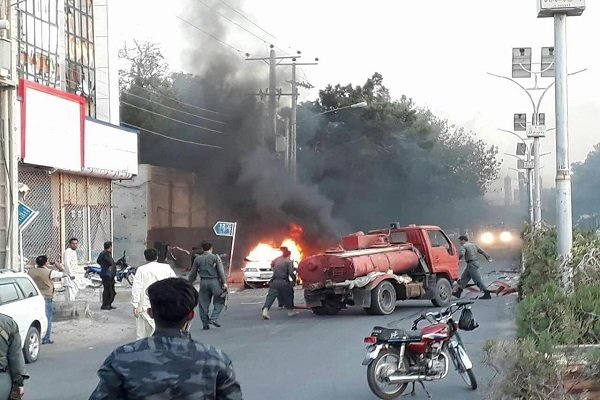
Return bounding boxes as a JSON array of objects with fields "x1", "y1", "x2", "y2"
[{"x1": 26, "y1": 269, "x2": 517, "y2": 400}]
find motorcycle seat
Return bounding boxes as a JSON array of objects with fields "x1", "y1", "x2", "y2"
[{"x1": 371, "y1": 326, "x2": 422, "y2": 343}]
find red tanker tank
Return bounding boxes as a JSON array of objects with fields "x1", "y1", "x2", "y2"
[{"x1": 298, "y1": 231, "x2": 421, "y2": 288}]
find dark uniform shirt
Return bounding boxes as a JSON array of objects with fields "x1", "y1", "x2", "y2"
[
  {"x1": 271, "y1": 256, "x2": 295, "y2": 282},
  {"x1": 459, "y1": 242, "x2": 491, "y2": 262},
  {"x1": 0, "y1": 313, "x2": 26, "y2": 387},
  {"x1": 89, "y1": 329, "x2": 242, "y2": 400},
  {"x1": 188, "y1": 253, "x2": 226, "y2": 283},
  {"x1": 97, "y1": 250, "x2": 116, "y2": 277}
]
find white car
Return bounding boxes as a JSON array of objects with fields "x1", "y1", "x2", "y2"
[
  {"x1": 242, "y1": 259, "x2": 273, "y2": 288},
  {"x1": 0, "y1": 270, "x2": 48, "y2": 363}
]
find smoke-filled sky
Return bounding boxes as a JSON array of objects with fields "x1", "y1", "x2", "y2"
[{"x1": 112, "y1": 0, "x2": 600, "y2": 201}]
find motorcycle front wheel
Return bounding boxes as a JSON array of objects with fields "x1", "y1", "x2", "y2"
[
  {"x1": 366, "y1": 350, "x2": 408, "y2": 399},
  {"x1": 458, "y1": 368, "x2": 477, "y2": 390},
  {"x1": 84, "y1": 272, "x2": 103, "y2": 289},
  {"x1": 452, "y1": 343, "x2": 477, "y2": 390}
]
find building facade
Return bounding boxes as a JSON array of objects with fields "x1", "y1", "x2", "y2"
[{"x1": 3, "y1": 0, "x2": 136, "y2": 268}]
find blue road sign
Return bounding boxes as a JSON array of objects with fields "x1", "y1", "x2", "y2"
[
  {"x1": 213, "y1": 221, "x2": 236, "y2": 237},
  {"x1": 18, "y1": 202, "x2": 36, "y2": 228}
]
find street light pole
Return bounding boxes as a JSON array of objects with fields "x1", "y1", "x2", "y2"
[{"x1": 554, "y1": 13, "x2": 572, "y2": 277}]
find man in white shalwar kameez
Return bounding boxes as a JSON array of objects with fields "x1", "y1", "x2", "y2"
[{"x1": 131, "y1": 248, "x2": 176, "y2": 339}]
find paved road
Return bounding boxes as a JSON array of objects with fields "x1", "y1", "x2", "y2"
[{"x1": 27, "y1": 270, "x2": 517, "y2": 400}]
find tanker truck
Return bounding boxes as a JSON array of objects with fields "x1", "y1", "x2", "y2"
[{"x1": 297, "y1": 224, "x2": 460, "y2": 315}]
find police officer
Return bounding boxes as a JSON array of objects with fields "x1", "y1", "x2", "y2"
[
  {"x1": 89, "y1": 278, "x2": 242, "y2": 399},
  {"x1": 0, "y1": 314, "x2": 27, "y2": 400},
  {"x1": 188, "y1": 242, "x2": 227, "y2": 330},
  {"x1": 262, "y1": 247, "x2": 298, "y2": 320},
  {"x1": 453, "y1": 235, "x2": 493, "y2": 299}
]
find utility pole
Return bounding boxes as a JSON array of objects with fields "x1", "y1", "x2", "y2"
[
  {"x1": 282, "y1": 60, "x2": 317, "y2": 181},
  {"x1": 247, "y1": 49, "x2": 318, "y2": 180},
  {"x1": 246, "y1": 45, "x2": 297, "y2": 149},
  {"x1": 0, "y1": 0, "x2": 18, "y2": 270},
  {"x1": 537, "y1": 0, "x2": 586, "y2": 290}
]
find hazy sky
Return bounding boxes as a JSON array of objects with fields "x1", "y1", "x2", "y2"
[{"x1": 111, "y1": 0, "x2": 600, "y2": 198}]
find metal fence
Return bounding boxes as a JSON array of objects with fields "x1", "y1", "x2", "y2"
[{"x1": 19, "y1": 167, "x2": 112, "y2": 267}]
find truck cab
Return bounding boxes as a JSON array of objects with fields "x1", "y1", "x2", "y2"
[{"x1": 298, "y1": 224, "x2": 460, "y2": 316}]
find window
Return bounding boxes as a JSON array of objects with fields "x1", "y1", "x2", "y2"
[
  {"x1": 0, "y1": 282, "x2": 22, "y2": 305},
  {"x1": 16, "y1": 0, "x2": 61, "y2": 87},
  {"x1": 427, "y1": 230, "x2": 454, "y2": 255},
  {"x1": 15, "y1": 278, "x2": 39, "y2": 298},
  {"x1": 65, "y1": 0, "x2": 96, "y2": 116},
  {"x1": 390, "y1": 231, "x2": 408, "y2": 244}
]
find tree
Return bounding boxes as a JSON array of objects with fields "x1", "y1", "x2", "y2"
[
  {"x1": 573, "y1": 143, "x2": 600, "y2": 217},
  {"x1": 297, "y1": 73, "x2": 500, "y2": 229}
]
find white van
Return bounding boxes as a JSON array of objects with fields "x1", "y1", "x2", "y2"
[{"x1": 0, "y1": 270, "x2": 48, "y2": 363}]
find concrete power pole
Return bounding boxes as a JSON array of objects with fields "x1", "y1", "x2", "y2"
[
  {"x1": 268, "y1": 46, "x2": 277, "y2": 143},
  {"x1": 537, "y1": 0, "x2": 586, "y2": 291},
  {"x1": 0, "y1": 0, "x2": 18, "y2": 270}
]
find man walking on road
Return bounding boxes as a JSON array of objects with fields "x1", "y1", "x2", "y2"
[
  {"x1": 0, "y1": 313, "x2": 28, "y2": 399},
  {"x1": 453, "y1": 235, "x2": 493, "y2": 300},
  {"x1": 188, "y1": 242, "x2": 227, "y2": 330},
  {"x1": 97, "y1": 241, "x2": 117, "y2": 310},
  {"x1": 262, "y1": 247, "x2": 298, "y2": 320},
  {"x1": 131, "y1": 248, "x2": 176, "y2": 339},
  {"x1": 89, "y1": 278, "x2": 242, "y2": 400},
  {"x1": 28, "y1": 255, "x2": 65, "y2": 344}
]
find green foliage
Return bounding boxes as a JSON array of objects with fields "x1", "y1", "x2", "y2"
[
  {"x1": 298, "y1": 73, "x2": 501, "y2": 228},
  {"x1": 518, "y1": 225, "x2": 559, "y2": 298}
]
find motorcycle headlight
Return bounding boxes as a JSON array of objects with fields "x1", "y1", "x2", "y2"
[
  {"x1": 480, "y1": 232, "x2": 494, "y2": 244},
  {"x1": 500, "y1": 231, "x2": 512, "y2": 243}
]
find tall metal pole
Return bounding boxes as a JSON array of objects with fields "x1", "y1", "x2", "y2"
[
  {"x1": 268, "y1": 46, "x2": 277, "y2": 146},
  {"x1": 532, "y1": 116, "x2": 542, "y2": 226},
  {"x1": 554, "y1": 13, "x2": 573, "y2": 280},
  {"x1": 290, "y1": 63, "x2": 297, "y2": 182}
]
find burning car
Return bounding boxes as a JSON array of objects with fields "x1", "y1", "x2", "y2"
[{"x1": 242, "y1": 239, "x2": 303, "y2": 289}]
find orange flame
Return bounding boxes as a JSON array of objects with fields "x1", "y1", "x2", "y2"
[{"x1": 246, "y1": 239, "x2": 303, "y2": 263}]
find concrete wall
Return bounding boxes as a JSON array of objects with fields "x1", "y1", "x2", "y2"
[
  {"x1": 112, "y1": 165, "x2": 149, "y2": 267},
  {"x1": 112, "y1": 164, "x2": 224, "y2": 267}
]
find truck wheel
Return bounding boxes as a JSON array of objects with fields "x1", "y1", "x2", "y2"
[
  {"x1": 431, "y1": 277, "x2": 452, "y2": 307},
  {"x1": 370, "y1": 281, "x2": 397, "y2": 315},
  {"x1": 311, "y1": 298, "x2": 343, "y2": 315}
]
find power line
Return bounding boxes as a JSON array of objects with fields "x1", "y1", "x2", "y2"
[
  {"x1": 122, "y1": 92, "x2": 227, "y2": 125},
  {"x1": 122, "y1": 122, "x2": 224, "y2": 149},
  {"x1": 127, "y1": 83, "x2": 230, "y2": 117},
  {"x1": 176, "y1": 15, "x2": 244, "y2": 56},
  {"x1": 197, "y1": 0, "x2": 269, "y2": 46},
  {"x1": 219, "y1": 0, "x2": 278, "y2": 40},
  {"x1": 121, "y1": 101, "x2": 227, "y2": 134}
]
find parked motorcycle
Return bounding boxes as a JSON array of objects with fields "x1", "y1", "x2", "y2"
[
  {"x1": 363, "y1": 300, "x2": 479, "y2": 399},
  {"x1": 84, "y1": 251, "x2": 136, "y2": 288}
]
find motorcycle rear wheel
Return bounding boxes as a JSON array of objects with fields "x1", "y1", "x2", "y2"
[
  {"x1": 126, "y1": 273, "x2": 134, "y2": 286},
  {"x1": 366, "y1": 350, "x2": 408, "y2": 399}
]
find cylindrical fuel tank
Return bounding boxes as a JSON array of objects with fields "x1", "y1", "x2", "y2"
[{"x1": 298, "y1": 247, "x2": 420, "y2": 287}]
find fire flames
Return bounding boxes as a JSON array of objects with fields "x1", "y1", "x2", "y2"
[
  {"x1": 245, "y1": 224, "x2": 305, "y2": 264},
  {"x1": 245, "y1": 239, "x2": 303, "y2": 263}
]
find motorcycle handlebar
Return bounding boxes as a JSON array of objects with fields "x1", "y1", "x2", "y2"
[{"x1": 411, "y1": 301, "x2": 474, "y2": 329}]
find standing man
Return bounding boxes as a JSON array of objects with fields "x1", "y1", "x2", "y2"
[
  {"x1": 262, "y1": 247, "x2": 297, "y2": 320},
  {"x1": 97, "y1": 241, "x2": 117, "y2": 310},
  {"x1": 28, "y1": 255, "x2": 65, "y2": 344},
  {"x1": 188, "y1": 242, "x2": 227, "y2": 330},
  {"x1": 62, "y1": 238, "x2": 79, "y2": 277},
  {"x1": 89, "y1": 278, "x2": 242, "y2": 400},
  {"x1": 0, "y1": 314, "x2": 27, "y2": 399},
  {"x1": 131, "y1": 248, "x2": 176, "y2": 339},
  {"x1": 453, "y1": 235, "x2": 493, "y2": 300},
  {"x1": 62, "y1": 238, "x2": 79, "y2": 301}
]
